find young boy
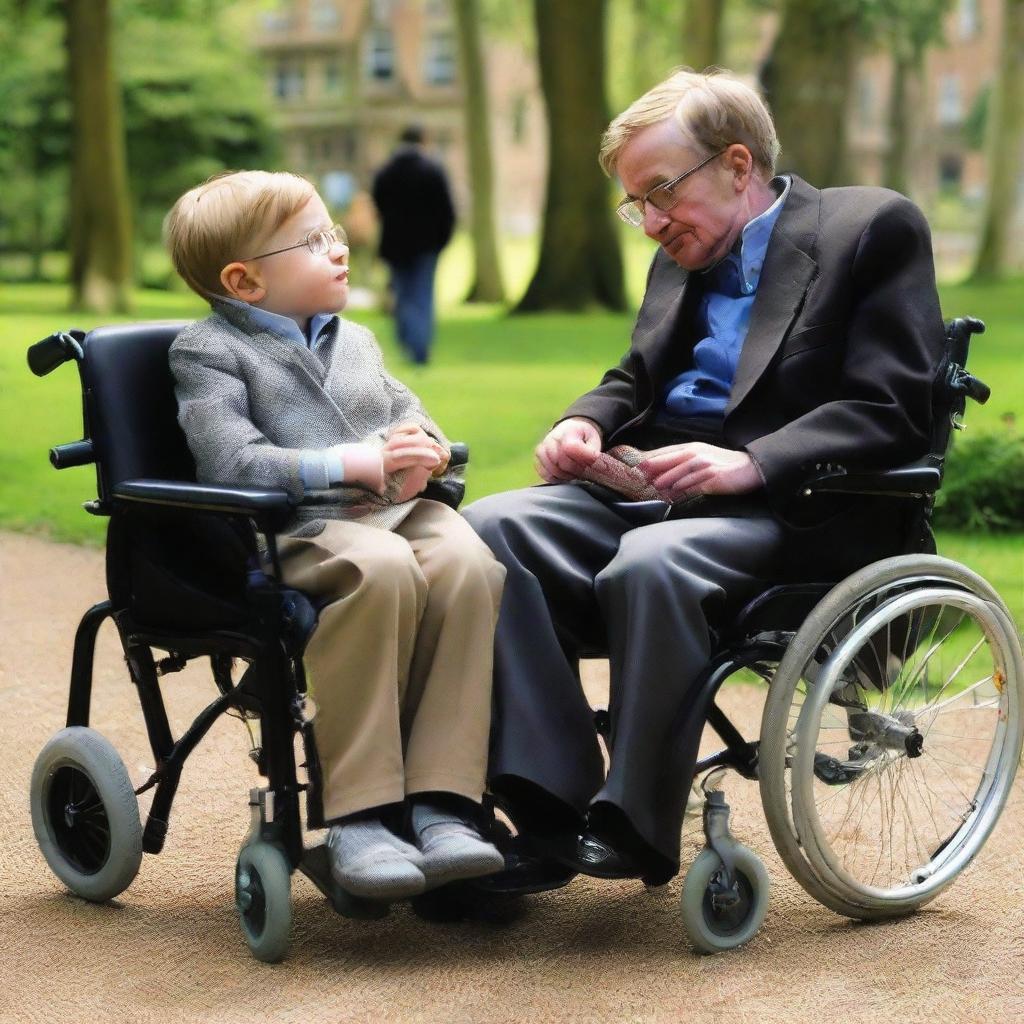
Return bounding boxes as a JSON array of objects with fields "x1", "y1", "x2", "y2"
[{"x1": 164, "y1": 170, "x2": 506, "y2": 900}]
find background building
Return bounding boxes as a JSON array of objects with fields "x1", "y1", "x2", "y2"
[{"x1": 254, "y1": 0, "x2": 546, "y2": 235}]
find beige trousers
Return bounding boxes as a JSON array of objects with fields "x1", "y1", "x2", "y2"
[{"x1": 277, "y1": 499, "x2": 505, "y2": 822}]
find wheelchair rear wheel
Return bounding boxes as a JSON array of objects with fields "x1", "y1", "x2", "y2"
[
  {"x1": 760, "y1": 555, "x2": 1024, "y2": 919},
  {"x1": 30, "y1": 727, "x2": 144, "y2": 902}
]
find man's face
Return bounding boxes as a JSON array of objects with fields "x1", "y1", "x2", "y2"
[
  {"x1": 248, "y1": 193, "x2": 350, "y2": 323},
  {"x1": 616, "y1": 119, "x2": 748, "y2": 272}
]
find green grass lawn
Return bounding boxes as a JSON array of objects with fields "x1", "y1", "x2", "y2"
[{"x1": 2, "y1": 272, "x2": 1022, "y2": 627}]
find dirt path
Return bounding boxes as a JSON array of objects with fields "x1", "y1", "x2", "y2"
[{"x1": 1, "y1": 530, "x2": 1022, "y2": 1024}]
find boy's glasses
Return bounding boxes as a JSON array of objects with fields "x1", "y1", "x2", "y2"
[
  {"x1": 241, "y1": 223, "x2": 348, "y2": 261},
  {"x1": 615, "y1": 150, "x2": 727, "y2": 227}
]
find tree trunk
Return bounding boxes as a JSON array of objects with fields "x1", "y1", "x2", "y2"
[
  {"x1": 681, "y1": 0, "x2": 725, "y2": 72},
  {"x1": 970, "y1": 0, "x2": 1024, "y2": 280},
  {"x1": 516, "y1": 0, "x2": 624, "y2": 312},
  {"x1": 760, "y1": 0, "x2": 860, "y2": 188},
  {"x1": 452, "y1": 0, "x2": 505, "y2": 303},
  {"x1": 67, "y1": 0, "x2": 133, "y2": 312},
  {"x1": 883, "y1": 48, "x2": 911, "y2": 195}
]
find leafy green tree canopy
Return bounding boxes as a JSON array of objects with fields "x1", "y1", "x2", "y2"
[{"x1": 0, "y1": 0, "x2": 278, "y2": 276}]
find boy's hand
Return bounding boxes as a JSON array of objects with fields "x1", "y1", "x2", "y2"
[
  {"x1": 387, "y1": 422, "x2": 449, "y2": 477},
  {"x1": 391, "y1": 466, "x2": 433, "y2": 504},
  {"x1": 381, "y1": 424, "x2": 441, "y2": 485}
]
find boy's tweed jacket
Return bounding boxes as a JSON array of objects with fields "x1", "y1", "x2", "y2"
[{"x1": 169, "y1": 297, "x2": 453, "y2": 535}]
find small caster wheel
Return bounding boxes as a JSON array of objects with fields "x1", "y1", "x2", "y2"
[
  {"x1": 681, "y1": 844, "x2": 770, "y2": 954},
  {"x1": 30, "y1": 727, "x2": 143, "y2": 902},
  {"x1": 236, "y1": 841, "x2": 292, "y2": 963}
]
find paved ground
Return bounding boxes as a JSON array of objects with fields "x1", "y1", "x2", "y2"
[{"x1": 2, "y1": 530, "x2": 1022, "y2": 1024}]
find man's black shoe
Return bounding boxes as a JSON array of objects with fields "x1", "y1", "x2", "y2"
[{"x1": 564, "y1": 830, "x2": 645, "y2": 880}]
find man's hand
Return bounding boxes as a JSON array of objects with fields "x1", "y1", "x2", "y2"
[
  {"x1": 637, "y1": 443, "x2": 763, "y2": 502},
  {"x1": 535, "y1": 417, "x2": 603, "y2": 483}
]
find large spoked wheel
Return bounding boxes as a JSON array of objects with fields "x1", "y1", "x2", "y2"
[
  {"x1": 236, "y1": 841, "x2": 292, "y2": 963},
  {"x1": 760, "y1": 555, "x2": 1024, "y2": 919},
  {"x1": 30, "y1": 727, "x2": 144, "y2": 902},
  {"x1": 681, "y1": 844, "x2": 770, "y2": 953}
]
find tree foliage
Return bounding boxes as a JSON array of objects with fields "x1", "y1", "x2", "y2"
[{"x1": 0, "y1": 0, "x2": 277, "y2": 285}]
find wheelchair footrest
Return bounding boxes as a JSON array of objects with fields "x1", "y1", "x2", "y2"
[{"x1": 298, "y1": 842, "x2": 390, "y2": 919}]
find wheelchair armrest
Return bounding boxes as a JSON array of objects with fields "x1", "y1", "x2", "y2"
[
  {"x1": 112, "y1": 479, "x2": 295, "y2": 531},
  {"x1": 448, "y1": 441, "x2": 469, "y2": 469},
  {"x1": 800, "y1": 458, "x2": 941, "y2": 498}
]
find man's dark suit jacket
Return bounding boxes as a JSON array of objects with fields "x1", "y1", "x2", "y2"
[{"x1": 563, "y1": 175, "x2": 947, "y2": 579}]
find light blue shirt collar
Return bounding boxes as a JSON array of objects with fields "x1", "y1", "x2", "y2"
[
  {"x1": 712, "y1": 175, "x2": 791, "y2": 296},
  {"x1": 216, "y1": 295, "x2": 337, "y2": 348}
]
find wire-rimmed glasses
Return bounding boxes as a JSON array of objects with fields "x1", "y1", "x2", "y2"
[
  {"x1": 615, "y1": 149, "x2": 728, "y2": 227},
  {"x1": 240, "y1": 223, "x2": 348, "y2": 262}
]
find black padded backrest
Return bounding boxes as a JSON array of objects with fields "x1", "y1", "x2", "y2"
[{"x1": 79, "y1": 322, "x2": 194, "y2": 498}]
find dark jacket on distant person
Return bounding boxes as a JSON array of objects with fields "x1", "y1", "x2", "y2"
[{"x1": 371, "y1": 145, "x2": 456, "y2": 266}]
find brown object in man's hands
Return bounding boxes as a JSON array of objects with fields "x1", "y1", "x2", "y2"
[{"x1": 580, "y1": 445, "x2": 662, "y2": 501}]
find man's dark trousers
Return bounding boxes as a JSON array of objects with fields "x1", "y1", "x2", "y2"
[
  {"x1": 463, "y1": 482, "x2": 784, "y2": 875},
  {"x1": 390, "y1": 251, "x2": 439, "y2": 364}
]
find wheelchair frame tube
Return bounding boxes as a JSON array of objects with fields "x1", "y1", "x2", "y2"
[
  {"x1": 690, "y1": 639, "x2": 788, "y2": 781},
  {"x1": 66, "y1": 600, "x2": 113, "y2": 728}
]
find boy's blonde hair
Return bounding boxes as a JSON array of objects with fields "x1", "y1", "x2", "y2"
[
  {"x1": 600, "y1": 68, "x2": 780, "y2": 180},
  {"x1": 163, "y1": 170, "x2": 316, "y2": 297}
]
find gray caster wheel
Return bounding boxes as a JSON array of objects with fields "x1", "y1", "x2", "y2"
[
  {"x1": 236, "y1": 840, "x2": 292, "y2": 963},
  {"x1": 681, "y1": 844, "x2": 770, "y2": 953},
  {"x1": 30, "y1": 727, "x2": 143, "y2": 902}
]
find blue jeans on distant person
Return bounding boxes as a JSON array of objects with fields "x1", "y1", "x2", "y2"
[{"x1": 389, "y1": 251, "x2": 439, "y2": 365}]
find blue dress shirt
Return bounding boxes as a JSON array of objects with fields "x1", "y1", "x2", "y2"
[{"x1": 660, "y1": 176, "x2": 791, "y2": 427}]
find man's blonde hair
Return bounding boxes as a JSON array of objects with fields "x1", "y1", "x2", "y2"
[
  {"x1": 600, "y1": 68, "x2": 780, "y2": 179},
  {"x1": 163, "y1": 170, "x2": 316, "y2": 297}
]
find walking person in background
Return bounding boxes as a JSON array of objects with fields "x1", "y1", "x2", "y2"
[{"x1": 372, "y1": 124, "x2": 456, "y2": 365}]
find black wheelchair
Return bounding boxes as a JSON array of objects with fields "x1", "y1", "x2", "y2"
[{"x1": 26, "y1": 316, "x2": 1023, "y2": 960}]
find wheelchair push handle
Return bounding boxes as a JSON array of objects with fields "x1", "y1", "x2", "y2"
[{"x1": 27, "y1": 329, "x2": 86, "y2": 377}]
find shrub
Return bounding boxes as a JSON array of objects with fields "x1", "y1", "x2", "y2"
[{"x1": 933, "y1": 427, "x2": 1024, "y2": 532}]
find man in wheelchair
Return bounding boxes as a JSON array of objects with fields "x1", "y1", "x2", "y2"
[
  {"x1": 162, "y1": 171, "x2": 507, "y2": 899},
  {"x1": 464, "y1": 68, "x2": 951, "y2": 887}
]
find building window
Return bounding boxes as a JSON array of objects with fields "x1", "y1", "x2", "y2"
[
  {"x1": 325, "y1": 57, "x2": 344, "y2": 95},
  {"x1": 424, "y1": 31, "x2": 456, "y2": 86},
  {"x1": 310, "y1": 0, "x2": 340, "y2": 32},
  {"x1": 937, "y1": 74, "x2": 963, "y2": 126},
  {"x1": 856, "y1": 74, "x2": 877, "y2": 131},
  {"x1": 958, "y1": 0, "x2": 980, "y2": 39},
  {"x1": 367, "y1": 26, "x2": 395, "y2": 80},
  {"x1": 938, "y1": 153, "x2": 963, "y2": 192},
  {"x1": 434, "y1": 128, "x2": 453, "y2": 165},
  {"x1": 371, "y1": 0, "x2": 395, "y2": 21},
  {"x1": 262, "y1": 4, "x2": 295, "y2": 32},
  {"x1": 425, "y1": 0, "x2": 449, "y2": 16},
  {"x1": 274, "y1": 59, "x2": 306, "y2": 101}
]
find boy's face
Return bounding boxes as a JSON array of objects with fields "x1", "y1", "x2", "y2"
[{"x1": 223, "y1": 193, "x2": 350, "y2": 325}]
